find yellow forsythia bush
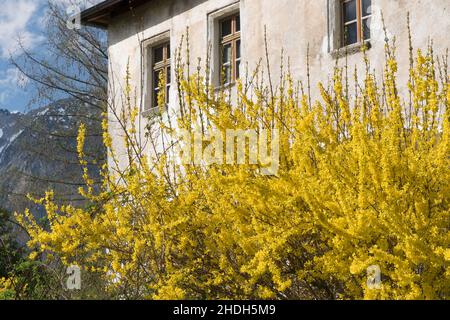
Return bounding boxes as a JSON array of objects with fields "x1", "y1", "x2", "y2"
[{"x1": 17, "y1": 40, "x2": 449, "y2": 300}]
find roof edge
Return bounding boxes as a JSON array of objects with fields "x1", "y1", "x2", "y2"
[{"x1": 81, "y1": 0, "x2": 150, "y2": 29}]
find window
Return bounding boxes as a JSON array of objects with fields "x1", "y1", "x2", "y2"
[
  {"x1": 219, "y1": 13, "x2": 241, "y2": 85},
  {"x1": 342, "y1": 0, "x2": 371, "y2": 47},
  {"x1": 207, "y1": 3, "x2": 240, "y2": 87},
  {"x1": 152, "y1": 42, "x2": 171, "y2": 108},
  {"x1": 142, "y1": 32, "x2": 171, "y2": 114}
]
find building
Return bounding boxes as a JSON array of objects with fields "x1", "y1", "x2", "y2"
[{"x1": 80, "y1": 0, "x2": 450, "y2": 162}]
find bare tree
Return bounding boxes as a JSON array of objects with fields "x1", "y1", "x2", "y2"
[{"x1": 2, "y1": 0, "x2": 108, "y2": 211}]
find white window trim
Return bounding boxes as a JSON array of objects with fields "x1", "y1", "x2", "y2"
[
  {"x1": 141, "y1": 31, "x2": 171, "y2": 116},
  {"x1": 207, "y1": 2, "x2": 240, "y2": 88}
]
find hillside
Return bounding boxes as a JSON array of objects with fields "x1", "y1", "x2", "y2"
[{"x1": 0, "y1": 99, "x2": 104, "y2": 217}]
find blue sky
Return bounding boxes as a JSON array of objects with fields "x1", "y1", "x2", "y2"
[{"x1": 0, "y1": 0, "x2": 101, "y2": 113}]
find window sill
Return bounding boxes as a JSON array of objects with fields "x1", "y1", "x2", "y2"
[
  {"x1": 331, "y1": 41, "x2": 371, "y2": 59},
  {"x1": 214, "y1": 82, "x2": 236, "y2": 92},
  {"x1": 141, "y1": 105, "x2": 167, "y2": 118}
]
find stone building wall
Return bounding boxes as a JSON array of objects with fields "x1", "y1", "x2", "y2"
[{"x1": 104, "y1": 0, "x2": 450, "y2": 165}]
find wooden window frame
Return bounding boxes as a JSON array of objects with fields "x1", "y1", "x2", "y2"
[
  {"x1": 219, "y1": 13, "x2": 240, "y2": 86},
  {"x1": 152, "y1": 42, "x2": 171, "y2": 108},
  {"x1": 341, "y1": 0, "x2": 371, "y2": 47}
]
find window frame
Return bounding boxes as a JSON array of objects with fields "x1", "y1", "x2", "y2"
[
  {"x1": 141, "y1": 31, "x2": 171, "y2": 115},
  {"x1": 341, "y1": 0, "x2": 371, "y2": 47},
  {"x1": 219, "y1": 13, "x2": 241, "y2": 86},
  {"x1": 207, "y1": 2, "x2": 241, "y2": 88}
]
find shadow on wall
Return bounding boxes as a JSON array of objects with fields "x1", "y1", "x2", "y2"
[{"x1": 108, "y1": 0, "x2": 209, "y2": 46}]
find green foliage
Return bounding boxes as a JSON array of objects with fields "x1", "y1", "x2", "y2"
[{"x1": 0, "y1": 208, "x2": 56, "y2": 300}]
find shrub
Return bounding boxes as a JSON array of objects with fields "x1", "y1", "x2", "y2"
[{"x1": 18, "y1": 38, "x2": 449, "y2": 299}]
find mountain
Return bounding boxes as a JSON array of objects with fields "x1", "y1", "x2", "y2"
[
  {"x1": 0, "y1": 109, "x2": 23, "y2": 156},
  {"x1": 0, "y1": 99, "x2": 104, "y2": 218}
]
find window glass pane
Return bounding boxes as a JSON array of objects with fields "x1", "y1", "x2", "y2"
[
  {"x1": 154, "y1": 70, "x2": 162, "y2": 87},
  {"x1": 153, "y1": 46, "x2": 164, "y2": 63},
  {"x1": 236, "y1": 61, "x2": 241, "y2": 80},
  {"x1": 154, "y1": 88, "x2": 160, "y2": 106},
  {"x1": 224, "y1": 65, "x2": 231, "y2": 84},
  {"x1": 236, "y1": 40, "x2": 241, "y2": 59},
  {"x1": 236, "y1": 15, "x2": 240, "y2": 32},
  {"x1": 166, "y1": 67, "x2": 171, "y2": 84},
  {"x1": 166, "y1": 44, "x2": 171, "y2": 59},
  {"x1": 362, "y1": 0, "x2": 372, "y2": 16},
  {"x1": 344, "y1": 22, "x2": 358, "y2": 45},
  {"x1": 343, "y1": 0, "x2": 357, "y2": 22},
  {"x1": 221, "y1": 18, "x2": 232, "y2": 37},
  {"x1": 363, "y1": 17, "x2": 371, "y2": 40},
  {"x1": 222, "y1": 43, "x2": 232, "y2": 64},
  {"x1": 166, "y1": 86, "x2": 170, "y2": 103}
]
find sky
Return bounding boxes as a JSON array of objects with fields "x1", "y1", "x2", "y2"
[{"x1": 0, "y1": 0, "x2": 102, "y2": 113}]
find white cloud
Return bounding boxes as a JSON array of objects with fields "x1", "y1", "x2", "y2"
[
  {"x1": 0, "y1": 67, "x2": 28, "y2": 87},
  {"x1": 0, "y1": 91, "x2": 8, "y2": 104},
  {"x1": 0, "y1": 0, "x2": 103, "y2": 109},
  {"x1": 0, "y1": 67, "x2": 28, "y2": 106},
  {"x1": 0, "y1": 0, "x2": 105, "y2": 59},
  {"x1": 49, "y1": 0, "x2": 104, "y2": 10},
  {"x1": 0, "y1": 0, "x2": 47, "y2": 58}
]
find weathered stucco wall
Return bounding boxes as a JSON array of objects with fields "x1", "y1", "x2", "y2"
[{"x1": 105, "y1": 0, "x2": 450, "y2": 165}]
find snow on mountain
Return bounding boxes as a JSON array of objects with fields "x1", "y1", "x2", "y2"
[{"x1": 0, "y1": 99, "x2": 104, "y2": 216}]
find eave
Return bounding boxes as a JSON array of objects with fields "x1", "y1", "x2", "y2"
[{"x1": 80, "y1": 0, "x2": 153, "y2": 29}]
